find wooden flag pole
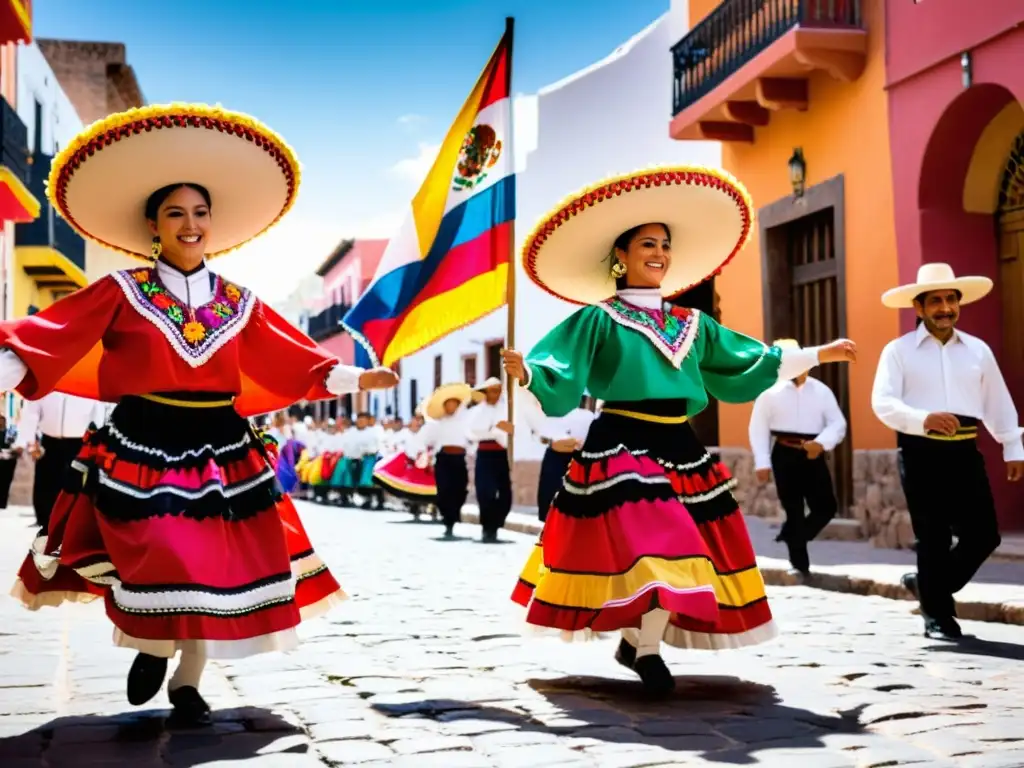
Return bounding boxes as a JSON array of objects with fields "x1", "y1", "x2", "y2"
[{"x1": 503, "y1": 16, "x2": 517, "y2": 472}]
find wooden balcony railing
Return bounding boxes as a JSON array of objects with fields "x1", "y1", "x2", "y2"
[{"x1": 672, "y1": 0, "x2": 863, "y2": 117}]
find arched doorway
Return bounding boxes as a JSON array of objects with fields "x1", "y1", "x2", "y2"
[
  {"x1": 916, "y1": 86, "x2": 1024, "y2": 531},
  {"x1": 997, "y1": 132, "x2": 1024, "y2": 420}
]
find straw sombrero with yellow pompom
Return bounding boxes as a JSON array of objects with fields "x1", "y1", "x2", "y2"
[
  {"x1": 46, "y1": 103, "x2": 300, "y2": 261},
  {"x1": 522, "y1": 165, "x2": 754, "y2": 306}
]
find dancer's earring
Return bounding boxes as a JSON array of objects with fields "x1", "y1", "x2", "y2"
[
  {"x1": 151, "y1": 236, "x2": 162, "y2": 260},
  {"x1": 611, "y1": 260, "x2": 627, "y2": 278}
]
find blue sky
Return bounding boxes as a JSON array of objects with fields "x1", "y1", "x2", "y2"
[{"x1": 36, "y1": 0, "x2": 669, "y2": 299}]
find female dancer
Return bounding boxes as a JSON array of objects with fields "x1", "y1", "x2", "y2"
[
  {"x1": 0, "y1": 104, "x2": 397, "y2": 725},
  {"x1": 373, "y1": 413, "x2": 437, "y2": 518},
  {"x1": 501, "y1": 166, "x2": 856, "y2": 695}
]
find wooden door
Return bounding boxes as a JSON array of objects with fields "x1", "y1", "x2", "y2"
[
  {"x1": 784, "y1": 208, "x2": 852, "y2": 513},
  {"x1": 996, "y1": 209, "x2": 1024, "y2": 530}
]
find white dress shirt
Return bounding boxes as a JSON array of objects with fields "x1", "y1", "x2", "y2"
[
  {"x1": 521, "y1": 288, "x2": 822, "y2": 388},
  {"x1": 402, "y1": 429, "x2": 427, "y2": 460},
  {"x1": 347, "y1": 427, "x2": 379, "y2": 458},
  {"x1": 468, "y1": 400, "x2": 508, "y2": 449},
  {"x1": 421, "y1": 407, "x2": 473, "y2": 450},
  {"x1": 534, "y1": 407, "x2": 597, "y2": 444},
  {"x1": 748, "y1": 377, "x2": 847, "y2": 470},
  {"x1": 14, "y1": 392, "x2": 107, "y2": 447},
  {"x1": 0, "y1": 258, "x2": 367, "y2": 396},
  {"x1": 872, "y1": 323, "x2": 1024, "y2": 461}
]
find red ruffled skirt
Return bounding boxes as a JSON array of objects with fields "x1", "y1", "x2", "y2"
[
  {"x1": 11, "y1": 393, "x2": 346, "y2": 659},
  {"x1": 373, "y1": 452, "x2": 436, "y2": 501},
  {"x1": 512, "y1": 399, "x2": 776, "y2": 650}
]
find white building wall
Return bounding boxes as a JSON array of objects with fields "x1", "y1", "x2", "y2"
[{"x1": 396, "y1": 11, "x2": 719, "y2": 462}]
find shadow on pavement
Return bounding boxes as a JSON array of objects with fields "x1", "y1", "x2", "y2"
[
  {"x1": 0, "y1": 706, "x2": 308, "y2": 765},
  {"x1": 924, "y1": 636, "x2": 1024, "y2": 661},
  {"x1": 370, "y1": 674, "x2": 868, "y2": 765}
]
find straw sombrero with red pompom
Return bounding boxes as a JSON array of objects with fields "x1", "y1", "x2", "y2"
[
  {"x1": 45, "y1": 103, "x2": 300, "y2": 261},
  {"x1": 523, "y1": 165, "x2": 754, "y2": 305}
]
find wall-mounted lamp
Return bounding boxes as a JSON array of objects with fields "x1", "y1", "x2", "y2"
[
  {"x1": 788, "y1": 147, "x2": 807, "y2": 198},
  {"x1": 961, "y1": 51, "x2": 972, "y2": 89}
]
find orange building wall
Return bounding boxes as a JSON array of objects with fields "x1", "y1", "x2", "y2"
[{"x1": 687, "y1": 0, "x2": 899, "y2": 452}]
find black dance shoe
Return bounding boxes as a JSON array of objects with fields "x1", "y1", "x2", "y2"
[
  {"x1": 126, "y1": 652, "x2": 168, "y2": 706},
  {"x1": 167, "y1": 685, "x2": 213, "y2": 727},
  {"x1": 614, "y1": 638, "x2": 636, "y2": 670},
  {"x1": 634, "y1": 654, "x2": 676, "y2": 696},
  {"x1": 924, "y1": 617, "x2": 964, "y2": 642}
]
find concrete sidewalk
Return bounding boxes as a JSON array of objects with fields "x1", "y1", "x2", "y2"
[{"x1": 459, "y1": 505, "x2": 1024, "y2": 627}]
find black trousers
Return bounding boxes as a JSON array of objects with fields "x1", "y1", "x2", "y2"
[
  {"x1": 537, "y1": 447, "x2": 573, "y2": 523},
  {"x1": 435, "y1": 451, "x2": 468, "y2": 528},
  {"x1": 33, "y1": 436, "x2": 83, "y2": 530},
  {"x1": 771, "y1": 443, "x2": 837, "y2": 572},
  {"x1": 0, "y1": 457, "x2": 16, "y2": 508},
  {"x1": 897, "y1": 433, "x2": 1001, "y2": 622},
  {"x1": 475, "y1": 448, "x2": 512, "y2": 533}
]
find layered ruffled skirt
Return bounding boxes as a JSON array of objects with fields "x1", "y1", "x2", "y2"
[
  {"x1": 512, "y1": 399, "x2": 776, "y2": 650},
  {"x1": 11, "y1": 393, "x2": 346, "y2": 659},
  {"x1": 373, "y1": 452, "x2": 437, "y2": 501}
]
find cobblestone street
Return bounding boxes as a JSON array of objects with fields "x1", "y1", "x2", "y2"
[{"x1": 2, "y1": 502, "x2": 1024, "y2": 767}]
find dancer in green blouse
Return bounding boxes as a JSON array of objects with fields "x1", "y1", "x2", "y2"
[{"x1": 503, "y1": 165, "x2": 856, "y2": 695}]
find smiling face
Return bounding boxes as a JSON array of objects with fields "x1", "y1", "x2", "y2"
[
  {"x1": 147, "y1": 185, "x2": 211, "y2": 271},
  {"x1": 614, "y1": 223, "x2": 672, "y2": 290},
  {"x1": 914, "y1": 289, "x2": 960, "y2": 340}
]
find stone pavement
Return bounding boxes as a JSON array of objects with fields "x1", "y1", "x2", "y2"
[
  {"x1": 463, "y1": 505, "x2": 1024, "y2": 627},
  {"x1": 2, "y1": 503, "x2": 1024, "y2": 767}
]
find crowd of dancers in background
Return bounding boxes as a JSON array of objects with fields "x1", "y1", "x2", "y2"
[{"x1": 258, "y1": 376, "x2": 599, "y2": 544}]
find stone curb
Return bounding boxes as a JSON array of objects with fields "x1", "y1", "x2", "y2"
[{"x1": 459, "y1": 509, "x2": 1024, "y2": 628}]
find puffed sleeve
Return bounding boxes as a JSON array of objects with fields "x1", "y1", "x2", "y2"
[
  {"x1": 235, "y1": 299, "x2": 352, "y2": 413},
  {"x1": 0, "y1": 276, "x2": 122, "y2": 399},
  {"x1": 697, "y1": 312, "x2": 783, "y2": 404},
  {"x1": 523, "y1": 306, "x2": 608, "y2": 418}
]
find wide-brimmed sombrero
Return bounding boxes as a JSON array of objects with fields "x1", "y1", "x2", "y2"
[
  {"x1": 471, "y1": 376, "x2": 502, "y2": 403},
  {"x1": 881, "y1": 263, "x2": 992, "y2": 309},
  {"x1": 424, "y1": 383, "x2": 473, "y2": 421},
  {"x1": 523, "y1": 165, "x2": 754, "y2": 305},
  {"x1": 46, "y1": 103, "x2": 300, "y2": 261}
]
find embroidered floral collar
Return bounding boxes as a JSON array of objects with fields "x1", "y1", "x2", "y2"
[
  {"x1": 112, "y1": 267, "x2": 255, "y2": 367},
  {"x1": 598, "y1": 298, "x2": 700, "y2": 368}
]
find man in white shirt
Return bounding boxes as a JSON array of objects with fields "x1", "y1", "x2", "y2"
[
  {"x1": 421, "y1": 383, "x2": 476, "y2": 539},
  {"x1": 749, "y1": 339, "x2": 847, "y2": 576},
  {"x1": 530, "y1": 395, "x2": 597, "y2": 522},
  {"x1": 468, "y1": 377, "x2": 514, "y2": 542},
  {"x1": 872, "y1": 263, "x2": 1024, "y2": 641},
  {"x1": 16, "y1": 392, "x2": 108, "y2": 529}
]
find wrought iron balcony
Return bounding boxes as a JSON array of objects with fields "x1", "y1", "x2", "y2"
[
  {"x1": 15, "y1": 150, "x2": 86, "y2": 272},
  {"x1": 670, "y1": 0, "x2": 866, "y2": 143},
  {"x1": 307, "y1": 302, "x2": 351, "y2": 341}
]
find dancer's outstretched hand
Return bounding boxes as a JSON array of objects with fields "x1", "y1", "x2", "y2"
[
  {"x1": 501, "y1": 349, "x2": 526, "y2": 382},
  {"x1": 359, "y1": 367, "x2": 399, "y2": 390},
  {"x1": 818, "y1": 339, "x2": 856, "y2": 364}
]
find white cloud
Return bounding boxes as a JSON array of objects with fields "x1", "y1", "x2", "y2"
[
  {"x1": 397, "y1": 113, "x2": 427, "y2": 130},
  {"x1": 390, "y1": 142, "x2": 442, "y2": 182}
]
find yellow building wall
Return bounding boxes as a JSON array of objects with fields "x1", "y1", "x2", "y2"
[{"x1": 689, "y1": 0, "x2": 900, "y2": 452}]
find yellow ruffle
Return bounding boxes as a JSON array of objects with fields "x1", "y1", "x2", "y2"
[{"x1": 518, "y1": 542, "x2": 768, "y2": 611}]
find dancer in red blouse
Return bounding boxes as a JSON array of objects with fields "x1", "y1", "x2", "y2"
[{"x1": 0, "y1": 103, "x2": 398, "y2": 726}]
